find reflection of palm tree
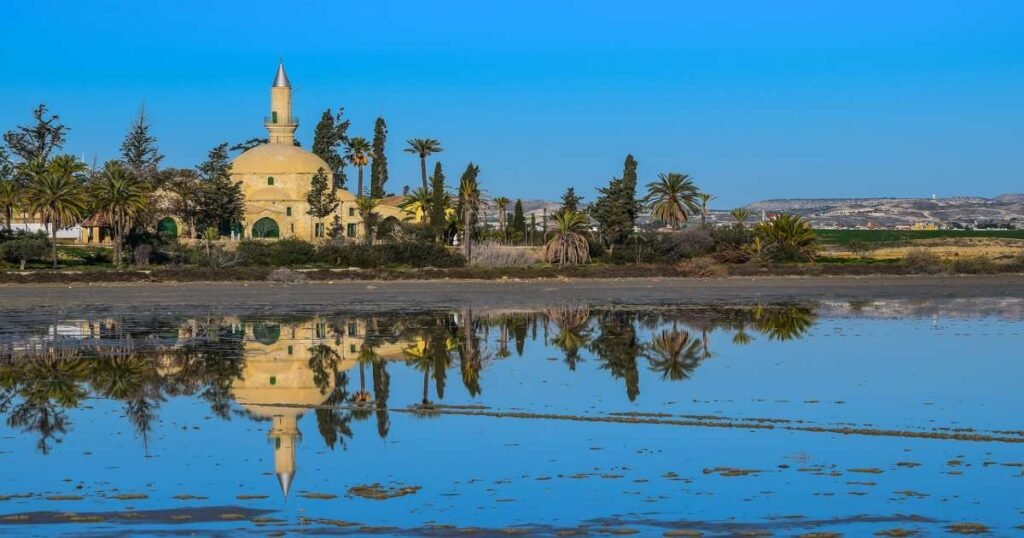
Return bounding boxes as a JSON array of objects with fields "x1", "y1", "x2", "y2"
[
  {"x1": 354, "y1": 344, "x2": 377, "y2": 404},
  {"x1": 752, "y1": 306, "x2": 816, "y2": 341},
  {"x1": 546, "y1": 306, "x2": 591, "y2": 371},
  {"x1": 308, "y1": 344, "x2": 340, "y2": 395},
  {"x1": 643, "y1": 329, "x2": 703, "y2": 381},
  {"x1": 8, "y1": 347, "x2": 89, "y2": 454},
  {"x1": 403, "y1": 337, "x2": 435, "y2": 407},
  {"x1": 731, "y1": 322, "x2": 753, "y2": 345},
  {"x1": 316, "y1": 372, "x2": 353, "y2": 450}
]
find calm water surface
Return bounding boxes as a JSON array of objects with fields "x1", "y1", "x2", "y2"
[{"x1": 0, "y1": 300, "x2": 1021, "y2": 536}]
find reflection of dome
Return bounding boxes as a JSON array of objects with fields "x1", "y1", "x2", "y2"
[{"x1": 232, "y1": 143, "x2": 330, "y2": 177}]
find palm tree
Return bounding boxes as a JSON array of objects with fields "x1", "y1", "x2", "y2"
[
  {"x1": 492, "y1": 196, "x2": 510, "y2": 239},
  {"x1": 756, "y1": 213, "x2": 817, "y2": 262},
  {"x1": 24, "y1": 157, "x2": 88, "y2": 268},
  {"x1": 644, "y1": 172, "x2": 700, "y2": 229},
  {"x1": 404, "y1": 139, "x2": 443, "y2": 191},
  {"x1": 697, "y1": 193, "x2": 716, "y2": 226},
  {"x1": 399, "y1": 187, "x2": 432, "y2": 225},
  {"x1": 355, "y1": 196, "x2": 379, "y2": 245},
  {"x1": 730, "y1": 207, "x2": 751, "y2": 227},
  {"x1": 345, "y1": 137, "x2": 372, "y2": 196},
  {"x1": 544, "y1": 210, "x2": 591, "y2": 265},
  {"x1": 90, "y1": 161, "x2": 149, "y2": 268},
  {"x1": 0, "y1": 179, "x2": 20, "y2": 231},
  {"x1": 458, "y1": 172, "x2": 482, "y2": 262}
]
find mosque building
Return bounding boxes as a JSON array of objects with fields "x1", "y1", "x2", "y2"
[{"x1": 230, "y1": 62, "x2": 408, "y2": 241}]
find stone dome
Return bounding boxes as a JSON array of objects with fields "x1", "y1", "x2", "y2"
[{"x1": 232, "y1": 143, "x2": 330, "y2": 176}]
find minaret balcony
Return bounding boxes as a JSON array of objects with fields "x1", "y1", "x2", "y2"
[{"x1": 264, "y1": 116, "x2": 299, "y2": 125}]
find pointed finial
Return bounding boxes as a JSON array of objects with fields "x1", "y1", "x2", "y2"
[
  {"x1": 273, "y1": 60, "x2": 291, "y2": 88},
  {"x1": 277, "y1": 472, "x2": 294, "y2": 499}
]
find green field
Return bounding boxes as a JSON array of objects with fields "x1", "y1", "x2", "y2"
[{"x1": 815, "y1": 229, "x2": 1024, "y2": 245}]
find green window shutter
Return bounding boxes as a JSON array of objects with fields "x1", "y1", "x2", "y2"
[
  {"x1": 348, "y1": 207, "x2": 355, "y2": 216},
  {"x1": 268, "y1": 176, "x2": 274, "y2": 186},
  {"x1": 286, "y1": 207, "x2": 292, "y2": 216},
  {"x1": 269, "y1": 376, "x2": 277, "y2": 385},
  {"x1": 347, "y1": 223, "x2": 357, "y2": 237},
  {"x1": 272, "y1": 111, "x2": 278, "y2": 123}
]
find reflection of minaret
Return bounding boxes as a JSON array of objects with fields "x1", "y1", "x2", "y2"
[{"x1": 271, "y1": 415, "x2": 299, "y2": 498}]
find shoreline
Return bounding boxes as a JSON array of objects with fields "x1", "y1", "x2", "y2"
[{"x1": 0, "y1": 275, "x2": 1020, "y2": 311}]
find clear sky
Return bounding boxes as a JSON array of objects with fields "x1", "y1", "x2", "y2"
[{"x1": 1, "y1": 0, "x2": 1021, "y2": 207}]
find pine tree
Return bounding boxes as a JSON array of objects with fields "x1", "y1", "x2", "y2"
[
  {"x1": 370, "y1": 117, "x2": 389, "y2": 198},
  {"x1": 429, "y1": 162, "x2": 447, "y2": 240},
  {"x1": 120, "y1": 106, "x2": 164, "y2": 184},
  {"x1": 561, "y1": 187, "x2": 582, "y2": 213},
  {"x1": 311, "y1": 108, "x2": 350, "y2": 189},
  {"x1": 196, "y1": 143, "x2": 244, "y2": 237},
  {"x1": 591, "y1": 154, "x2": 641, "y2": 249},
  {"x1": 306, "y1": 167, "x2": 338, "y2": 238},
  {"x1": 511, "y1": 199, "x2": 526, "y2": 243},
  {"x1": 2, "y1": 104, "x2": 69, "y2": 168}
]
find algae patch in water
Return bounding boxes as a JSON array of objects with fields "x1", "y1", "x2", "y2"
[{"x1": 348, "y1": 483, "x2": 422, "y2": 500}]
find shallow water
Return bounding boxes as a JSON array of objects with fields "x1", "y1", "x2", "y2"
[{"x1": 0, "y1": 300, "x2": 1021, "y2": 536}]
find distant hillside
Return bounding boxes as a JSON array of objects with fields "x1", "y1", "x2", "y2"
[{"x1": 739, "y1": 195, "x2": 1024, "y2": 228}]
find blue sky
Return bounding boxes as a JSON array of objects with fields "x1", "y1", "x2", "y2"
[{"x1": 1, "y1": 0, "x2": 1021, "y2": 206}]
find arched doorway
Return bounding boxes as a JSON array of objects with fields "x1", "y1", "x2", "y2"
[
  {"x1": 252, "y1": 217, "x2": 280, "y2": 239},
  {"x1": 157, "y1": 217, "x2": 178, "y2": 238}
]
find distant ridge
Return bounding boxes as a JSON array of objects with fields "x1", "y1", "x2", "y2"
[{"x1": 739, "y1": 195, "x2": 1024, "y2": 228}]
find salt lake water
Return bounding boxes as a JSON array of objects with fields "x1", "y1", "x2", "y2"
[{"x1": 0, "y1": 299, "x2": 1021, "y2": 536}]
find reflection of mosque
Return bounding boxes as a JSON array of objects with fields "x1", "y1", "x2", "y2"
[{"x1": 229, "y1": 318, "x2": 409, "y2": 498}]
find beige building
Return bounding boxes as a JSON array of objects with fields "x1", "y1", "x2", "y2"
[{"x1": 230, "y1": 62, "x2": 408, "y2": 241}]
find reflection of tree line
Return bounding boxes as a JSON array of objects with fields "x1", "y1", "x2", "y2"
[{"x1": 0, "y1": 305, "x2": 815, "y2": 453}]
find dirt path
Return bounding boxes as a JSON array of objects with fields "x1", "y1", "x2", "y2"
[{"x1": 0, "y1": 275, "x2": 1020, "y2": 312}]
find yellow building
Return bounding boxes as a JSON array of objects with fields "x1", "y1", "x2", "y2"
[{"x1": 230, "y1": 62, "x2": 409, "y2": 241}]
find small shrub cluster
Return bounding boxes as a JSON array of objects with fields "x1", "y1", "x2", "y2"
[
  {"x1": 238, "y1": 239, "x2": 317, "y2": 266},
  {"x1": 601, "y1": 228, "x2": 714, "y2": 264},
  {"x1": 902, "y1": 249, "x2": 944, "y2": 274},
  {"x1": 316, "y1": 241, "x2": 465, "y2": 268},
  {"x1": 949, "y1": 255, "x2": 997, "y2": 275},
  {"x1": 0, "y1": 231, "x2": 51, "y2": 269},
  {"x1": 676, "y1": 256, "x2": 727, "y2": 278}
]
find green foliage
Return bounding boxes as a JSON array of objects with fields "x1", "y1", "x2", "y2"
[
  {"x1": 305, "y1": 167, "x2": 339, "y2": 223},
  {"x1": 950, "y1": 255, "x2": 997, "y2": 274},
  {"x1": 316, "y1": 242, "x2": 465, "y2": 268},
  {"x1": 817, "y1": 228, "x2": 1024, "y2": 245},
  {"x1": 311, "y1": 108, "x2": 350, "y2": 188},
  {"x1": 644, "y1": 172, "x2": 700, "y2": 228},
  {"x1": 370, "y1": 117, "x2": 388, "y2": 198},
  {"x1": 404, "y1": 138, "x2": 443, "y2": 191},
  {"x1": 710, "y1": 223, "x2": 754, "y2": 262},
  {"x1": 195, "y1": 143, "x2": 244, "y2": 236},
  {"x1": 2, "y1": 104, "x2": 69, "y2": 165},
  {"x1": 902, "y1": 249, "x2": 943, "y2": 274},
  {"x1": 511, "y1": 199, "x2": 526, "y2": 240},
  {"x1": 345, "y1": 137, "x2": 372, "y2": 196},
  {"x1": 429, "y1": 162, "x2": 448, "y2": 239},
  {"x1": 89, "y1": 160, "x2": 150, "y2": 268},
  {"x1": 560, "y1": 187, "x2": 582, "y2": 213},
  {"x1": 591, "y1": 154, "x2": 642, "y2": 247},
  {"x1": 119, "y1": 107, "x2": 163, "y2": 183},
  {"x1": 238, "y1": 239, "x2": 317, "y2": 266},
  {"x1": 755, "y1": 214, "x2": 817, "y2": 262},
  {"x1": 0, "y1": 231, "x2": 50, "y2": 269},
  {"x1": 599, "y1": 229, "x2": 714, "y2": 265},
  {"x1": 544, "y1": 210, "x2": 591, "y2": 265}
]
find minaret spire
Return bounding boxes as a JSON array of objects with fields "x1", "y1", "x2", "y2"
[{"x1": 266, "y1": 60, "x2": 297, "y2": 144}]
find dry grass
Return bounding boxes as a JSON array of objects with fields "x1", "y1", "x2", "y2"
[
  {"x1": 469, "y1": 242, "x2": 543, "y2": 268},
  {"x1": 826, "y1": 237, "x2": 1024, "y2": 261}
]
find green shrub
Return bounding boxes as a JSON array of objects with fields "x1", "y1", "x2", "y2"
[
  {"x1": 603, "y1": 229, "x2": 714, "y2": 265},
  {"x1": 710, "y1": 224, "x2": 754, "y2": 252},
  {"x1": 238, "y1": 239, "x2": 316, "y2": 266},
  {"x1": 317, "y1": 241, "x2": 465, "y2": 268},
  {"x1": 0, "y1": 232, "x2": 51, "y2": 269},
  {"x1": 902, "y1": 249, "x2": 943, "y2": 274}
]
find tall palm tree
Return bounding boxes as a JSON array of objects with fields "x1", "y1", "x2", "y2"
[
  {"x1": 644, "y1": 172, "x2": 700, "y2": 229},
  {"x1": 90, "y1": 161, "x2": 149, "y2": 268},
  {"x1": 355, "y1": 196, "x2": 379, "y2": 245},
  {"x1": 544, "y1": 210, "x2": 591, "y2": 265},
  {"x1": 492, "y1": 196, "x2": 510, "y2": 239},
  {"x1": 730, "y1": 207, "x2": 751, "y2": 227},
  {"x1": 25, "y1": 157, "x2": 88, "y2": 268},
  {"x1": 0, "y1": 179, "x2": 20, "y2": 231},
  {"x1": 404, "y1": 139, "x2": 443, "y2": 191},
  {"x1": 697, "y1": 192, "x2": 716, "y2": 226},
  {"x1": 345, "y1": 137, "x2": 372, "y2": 196},
  {"x1": 458, "y1": 172, "x2": 482, "y2": 262},
  {"x1": 399, "y1": 187, "x2": 432, "y2": 225}
]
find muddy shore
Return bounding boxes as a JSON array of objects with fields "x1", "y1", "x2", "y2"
[{"x1": 0, "y1": 275, "x2": 1020, "y2": 311}]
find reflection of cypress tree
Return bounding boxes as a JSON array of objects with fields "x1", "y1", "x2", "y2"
[
  {"x1": 372, "y1": 360, "x2": 391, "y2": 438},
  {"x1": 589, "y1": 312, "x2": 641, "y2": 401},
  {"x1": 458, "y1": 309, "x2": 483, "y2": 397},
  {"x1": 510, "y1": 315, "x2": 529, "y2": 356}
]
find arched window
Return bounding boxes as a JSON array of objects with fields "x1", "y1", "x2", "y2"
[
  {"x1": 252, "y1": 217, "x2": 280, "y2": 238},
  {"x1": 157, "y1": 217, "x2": 178, "y2": 238}
]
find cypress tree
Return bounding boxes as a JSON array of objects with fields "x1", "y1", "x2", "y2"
[
  {"x1": 511, "y1": 199, "x2": 526, "y2": 243},
  {"x1": 311, "y1": 108, "x2": 350, "y2": 189},
  {"x1": 120, "y1": 106, "x2": 164, "y2": 184},
  {"x1": 370, "y1": 117, "x2": 389, "y2": 198},
  {"x1": 560, "y1": 187, "x2": 582, "y2": 213},
  {"x1": 591, "y1": 154, "x2": 641, "y2": 249},
  {"x1": 429, "y1": 162, "x2": 447, "y2": 240}
]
